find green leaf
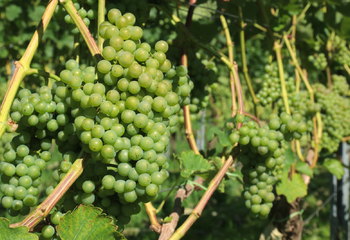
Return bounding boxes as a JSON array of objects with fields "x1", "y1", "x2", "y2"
[
  {"x1": 28, "y1": 6, "x2": 46, "y2": 22},
  {"x1": 207, "y1": 126, "x2": 231, "y2": 154},
  {"x1": 323, "y1": 158, "x2": 344, "y2": 180},
  {"x1": 284, "y1": 148, "x2": 297, "y2": 168},
  {"x1": 0, "y1": 218, "x2": 38, "y2": 240},
  {"x1": 57, "y1": 205, "x2": 122, "y2": 240},
  {"x1": 295, "y1": 161, "x2": 313, "y2": 177},
  {"x1": 276, "y1": 173, "x2": 307, "y2": 203},
  {"x1": 5, "y1": 5, "x2": 22, "y2": 21},
  {"x1": 179, "y1": 151, "x2": 212, "y2": 178},
  {"x1": 340, "y1": 16, "x2": 350, "y2": 39},
  {"x1": 193, "y1": 0, "x2": 217, "y2": 21}
]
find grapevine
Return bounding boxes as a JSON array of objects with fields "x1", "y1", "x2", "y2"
[{"x1": 0, "y1": 1, "x2": 350, "y2": 240}]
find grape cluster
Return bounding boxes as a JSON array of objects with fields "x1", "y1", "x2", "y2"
[
  {"x1": 0, "y1": 85, "x2": 74, "y2": 212},
  {"x1": 332, "y1": 35, "x2": 350, "y2": 66},
  {"x1": 1, "y1": 8, "x2": 191, "y2": 226},
  {"x1": 64, "y1": 6, "x2": 191, "y2": 220},
  {"x1": 256, "y1": 63, "x2": 295, "y2": 105},
  {"x1": 228, "y1": 113, "x2": 307, "y2": 217},
  {"x1": 64, "y1": 3, "x2": 95, "y2": 34},
  {"x1": 308, "y1": 53, "x2": 327, "y2": 70},
  {"x1": 314, "y1": 75, "x2": 350, "y2": 153}
]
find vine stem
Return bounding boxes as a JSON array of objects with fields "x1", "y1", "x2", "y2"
[
  {"x1": 283, "y1": 35, "x2": 323, "y2": 167},
  {"x1": 295, "y1": 140, "x2": 305, "y2": 161},
  {"x1": 283, "y1": 35, "x2": 314, "y2": 101},
  {"x1": 61, "y1": 0, "x2": 101, "y2": 56},
  {"x1": 144, "y1": 202, "x2": 161, "y2": 233},
  {"x1": 232, "y1": 63, "x2": 244, "y2": 115},
  {"x1": 0, "y1": 0, "x2": 58, "y2": 138},
  {"x1": 219, "y1": 15, "x2": 244, "y2": 115},
  {"x1": 274, "y1": 40, "x2": 290, "y2": 114},
  {"x1": 219, "y1": 15, "x2": 237, "y2": 117},
  {"x1": 26, "y1": 68, "x2": 61, "y2": 81},
  {"x1": 289, "y1": 17, "x2": 304, "y2": 163},
  {"x1": 344, "y1": 64, "x2": 350, "y2": 76},
  {"x1": 238, "y1": 7, "x2": 259, "y2": 104},
  {"x1": 158, "y1": 178, "x2": 203, "y2": 240},
  {"x1": 295, "y1": 69, "x2": 300, "y2": 93},
  {"x1": 10, "y1": 158, "x2": 84, "y2": 230},
  {"x1": 97, "y1": 0, "x2": 105, "y2": 50},
  {"x1": 285, "y1": 2, "x2": 311, "y2": 36},
  {"x1": 183, "y1": 105, "x2": 200, "y2": 155},
  {"x1": 168, "y1": 156, "x2": 234, "y2": 240}
]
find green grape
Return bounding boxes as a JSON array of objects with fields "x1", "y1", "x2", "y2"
[{"x1": 42, "y1": 225, "x2": 55, "y2": 239}]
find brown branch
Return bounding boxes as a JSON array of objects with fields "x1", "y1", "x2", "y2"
[
  {"x1": 242, "y1": 111, "x2": 260, "y2": 124},
  {"x1": 183, "y1": 105, "x2": 200, "y2": 155},
  {"x1": 158, "y1": 178, "x2": 203, "y2": 240}
]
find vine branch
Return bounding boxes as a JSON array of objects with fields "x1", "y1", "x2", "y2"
[
  {"x1": 283, "y1": 35, "x2": 322, "y2": 167},
  {"x1": 158, "y1": 178, "x2": 203, "y2": 240},
  {"x1": 26, "y1": 68, "x2": 61, "y2": 81},
  {"x1": 219, "y1": 15, "x2": 237, "y2": 117},
  {"x1": 0, "y1": 0, "x2": 58, "y2": 138},
  {"x1": 274, "y1": 40, "x2": 290, "y2": 114},
  {"x1": 97, "y1": 0, "x2": 105, "y2": 50},
  {"x1": 144, "y1": 202, "x2": 161, "y2": 233},
  {"x1": 238, "y1": 7, "x2": 258, "y2": 104},
  {"x1": 61, "y1": 0, "x2": 101, "y2": 56}
]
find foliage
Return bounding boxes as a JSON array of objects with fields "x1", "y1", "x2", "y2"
[
  {"x1": 0, "y1": 0, "x2": 350, "y2": 239},
  {"x1": 57, "y1": 205, "x2": 120, "y2": 240},
  {"x1": 0, "y1": 218, "x2": 38, "y2": 240}
]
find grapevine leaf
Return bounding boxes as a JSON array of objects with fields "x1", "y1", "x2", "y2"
[
  {"x1": 193, "y1": 0, "x2": 217, "y2": 21},
  {"x1": 114, "y1": 231, "x2": 127, "y2": 240},
  {"x1": 5, "y1": 5, "x2": 22, "y2": 21},
  {"x1": 340, "y1": 17, "x2": 350, "y2": 40},
  {"x1": 284, "y1": 148, "x2": 297, "y2": 168},
  {"x1": 295, "y1": 161, "x2": 313, "y2": 177},
  {"x1": 57, "y1": 205, "x2": 122, "y2": 240},
  {"x1": 0, "y1": 218, "x2": 38, "y2": 240},
  {"x1": 207, "y1": 126, "x2": 231, "y2": 154},
  {"x1": 276, "y1": 173, "x2": 307, "y2": 203},
  {"x1": 28, "y1": 6, "x2": 46, "y2": 22},
  {"x1": 323, "y1": 158, "x2": 344, "y2": 180},
  {"x1": 179, "y1": 151, "x2": 211, "y2": 178}
]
